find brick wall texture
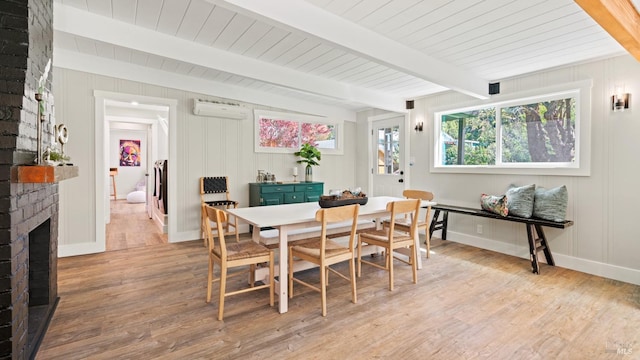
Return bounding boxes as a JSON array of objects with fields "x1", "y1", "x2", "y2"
[{"x1": 0, "y1": 0, "x2": 57, "y2": 359}]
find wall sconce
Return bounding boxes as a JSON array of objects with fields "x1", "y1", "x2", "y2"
[
  {"x1": 414, "y1": 122, "x2": 423, "y2": 132},
  {"x1": 612, "y1": 92, "x2": 630, "y2": 112}
]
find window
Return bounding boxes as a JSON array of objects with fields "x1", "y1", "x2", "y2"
[
  {"x1": 377, "y1": 125, "x2": 400, "y2": 174},
  {"x1": 254, "y1": 110, "x2": 343, "y2": 154},
  {"x1": 432, "y1": 80, "x2": 591, "y2": 176}
]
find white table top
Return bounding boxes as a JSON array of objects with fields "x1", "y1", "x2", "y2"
[{"x1": 227, "y1": 196, "x2": 436, "y2": 227}]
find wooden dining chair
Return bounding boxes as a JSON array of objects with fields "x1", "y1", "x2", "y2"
[
  {"x1": 204, "y1": 205, "x2": 274, "y2": 320},
  {"x1": 200, "y1": 176, "x2": 239, "y2": 244},
  {"x1": 383, "y1": 189, "x2": 435, "y2": 258},
  {"x1": 288, "y1": 204, "x2": 360, "y2": 317},
  {"x1": 358, "y1": 199, "x2": 420, "y2": 291}
]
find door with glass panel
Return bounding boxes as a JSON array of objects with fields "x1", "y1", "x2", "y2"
[{"x1": 370, "y1": 115, "x2": 406, "y2": 197}]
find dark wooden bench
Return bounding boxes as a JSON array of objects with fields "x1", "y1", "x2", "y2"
[{"x1": 428, "y1": 204, "x2": 574, "y2": 274}]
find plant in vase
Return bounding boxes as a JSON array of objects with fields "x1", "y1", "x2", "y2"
[
  {"x1": 294, "y1": 143, "x2": 321, "y2": 182},
  {"x1": 43, "y1": 147, "x2": 70, "y2": 166}
]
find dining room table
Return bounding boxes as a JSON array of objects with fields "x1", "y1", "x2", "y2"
[{"x1": 226, "y1": 195, "x2": 436, "y2": 313}]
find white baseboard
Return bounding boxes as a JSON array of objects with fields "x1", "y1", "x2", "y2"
[
  {"x1": 444, "y1": 231, "x2": 640, "y2": 286},
  {"x1": 59, "y1": 241, "x2": 105, "y2": 257}
]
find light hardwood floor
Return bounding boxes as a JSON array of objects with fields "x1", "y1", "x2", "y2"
[
  {"x1": 37, "y1": 236, "x2": 639, "y2": 359},
  {"x1": 106, "y1": 199, "x2": 167, "y2": 251}
]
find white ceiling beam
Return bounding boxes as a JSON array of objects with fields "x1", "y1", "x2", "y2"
[
  {"x1": 53, "y1": 48, "x2": 358, "y2": 121},
  {"x1": 53, "y1": 3, "x2": 404, "y2": 113},
  {"x1": 208, "y1": 0, "x2": 489, "y2": 99}
]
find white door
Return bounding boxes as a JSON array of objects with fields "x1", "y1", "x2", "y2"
[{"x1": 370, "y1": 114, "x2": 407, "y2": 197}]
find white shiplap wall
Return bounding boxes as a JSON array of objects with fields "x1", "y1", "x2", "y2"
[
  {"x1": 54, "y1": 67, "x2": 358, "y2": 254},
  {"x1": 402, "y1": 55, "x2": 639, "y2": 285}
]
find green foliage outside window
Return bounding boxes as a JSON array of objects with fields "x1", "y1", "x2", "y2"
[{"x1": 439, "y1": 97, "x2": 576, "y2": 166}]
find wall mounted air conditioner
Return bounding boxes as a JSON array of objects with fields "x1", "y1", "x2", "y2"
[{"x1": 192, "y1": 99, "x2": 249, "y2": 119}]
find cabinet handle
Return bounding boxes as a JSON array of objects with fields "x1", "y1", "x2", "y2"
[{"x1": 292, "y1": 196, "x2": 296, "y2": 199}]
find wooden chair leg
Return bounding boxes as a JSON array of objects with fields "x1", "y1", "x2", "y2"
[
  {"x1": 357, "y1": 239, "x2": 362, "y2": 277},
  {"x1": 218, "y1": 264, "x2": 227, "y2": 321},
  {"x1": 320, "y1": 263, "x2": 327, "y2": 317},
  {"x1": 269, "y1": 251, "x2": 275, "y2": 307},
  {"x1": 206, "y1": 256, "x2": 214, "y2": 303},
  {"x1": 425, "y1": 229, "x2": 431, "y2": 259},
  {"x1": 411, "y1": 245, "x2": 418, "y2": 284},
  {"x1": 233, "y1": 217, "x2": 239, "y2": 243},
  {"x1": 349, "y1": 257, "x2": 357, "y2": 304},
  {"x1": 388, "y1": 249, "x2": 394, "y2": 291}
]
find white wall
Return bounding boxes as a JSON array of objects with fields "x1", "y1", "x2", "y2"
[
  {"x1": 389, "y1": 54, "x2": 639, "y2": 285},
  {"x1": 53, "y1": 67, "x2": 357, "y2": 254},
  {"x1": 53, "y1": 55, "x2": 639, "y2": 285},
  {"x1": 110, "y1": 127, "x2": 147, "y2": 198}
]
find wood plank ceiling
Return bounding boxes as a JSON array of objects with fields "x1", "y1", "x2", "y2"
[{"x1": 52, "y1": 0, "x2": 634, "y2": 115}]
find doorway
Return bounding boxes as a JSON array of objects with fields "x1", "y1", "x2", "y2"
[
  {"x1": 94, "y1": 91, "x2": 176, "y2": 253},
  {"x1": 369, "y1": 113, "x2": 408, "y2": 197},
  {"x1": 105, "y1": 106, "x2": 168, "y2": 251}
]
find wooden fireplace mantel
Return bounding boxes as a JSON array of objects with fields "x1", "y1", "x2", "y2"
[{"x1": 11, "y1": 165, "x2": 79, "y2": 183}]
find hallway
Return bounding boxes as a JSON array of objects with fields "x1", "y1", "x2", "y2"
[{"x1": 106, "y1": 200, "x2": 167, "y2": 251}]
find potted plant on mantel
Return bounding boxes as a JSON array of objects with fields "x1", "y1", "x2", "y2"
[
  {"x1": 294, "y1": 143, "x2": 321, "y2": 182},
  {"x1": 43, "y1": 147, "x2": 70, "y2": 166}
]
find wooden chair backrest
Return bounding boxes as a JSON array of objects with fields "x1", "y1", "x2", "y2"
[
  {"x1": 403, "y1": 189, "x2": 434, "y2": 201},
  {"x1": 386, "y1": 199, "x2": 420, "y2": 239},
  {"x1": 403, "y1": 189, "x2": 434, "y2": 222},
  {"x1": 204, "y1": 205, "x2": 228, "y2": 257},
  {"x1": 314, "y1": 204, "x2": 360, "y2": 259},
  {"x1": 200, "y1": 176, "x2": 232, "y2": 203}
]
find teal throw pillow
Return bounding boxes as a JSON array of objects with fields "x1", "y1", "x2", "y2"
[
  {"x1": 505, "y1": 184, "x2": 535, "y2": 218},
  {"x1": 533, "y1": 185, "x2": 568, "y2": 222}
]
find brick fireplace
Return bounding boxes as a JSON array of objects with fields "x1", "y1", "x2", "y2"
[{"x1": 0, "y1": 1, "x2": 59, "y2": 359}]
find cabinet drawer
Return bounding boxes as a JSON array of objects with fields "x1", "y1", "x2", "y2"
[
  {"x1": 261, "y1": 193, "x2": 283, "y2": 206},
  {"x1": 294, "y1": 184, "x2": 323, "y2": 192},
  {"x1": 305, "y1": 192, "x2": 321, "y2": 202},
  {"x1": 262, "y1": 185, "x2": 294, "y2": 193},
  {"x1": 284, "y1": 192, "x2": 305, "y2": 204}
]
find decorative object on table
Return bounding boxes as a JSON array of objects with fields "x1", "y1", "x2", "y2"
[
  {"x1": 56, "y1": 123, "x2": 69, "y2": 155},
  {"x1": 256, "y1": 170, "x2": 276, "y2": 183},
  {"x1": 292, "y1": 167, "x2": 298, "y2": 182},
  {"x1": 319, "y1": 190, "x2": 368, "y2": 208},
  {"x1": 42, "y1": 146, "x2": 70, "y2": 166},
  {"x1": 294, "y1": 143, "x2": 321, "y2": 182},
  {"x1": 119, "y1": 139, "x2": 141, "y2": 166},
  {"x1": 34, "y1": 59, "x2": 52, "y2": 165}
]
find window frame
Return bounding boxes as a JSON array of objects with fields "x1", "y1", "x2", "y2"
[
  {"x1": 431, "y1": 80, "x2": 592, "y2": 176},
  {"x1": 254, "y1": 110, "x2": 344, "y2": 155}
]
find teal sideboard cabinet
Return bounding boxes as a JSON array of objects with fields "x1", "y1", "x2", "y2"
[{"x1": 249, "y1": 182, "x2": 324, "y2": 207}]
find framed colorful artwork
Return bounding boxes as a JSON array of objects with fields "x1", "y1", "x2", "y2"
[{"x1": 120, "y1": 139, "x2": 141, "y2": 166}]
